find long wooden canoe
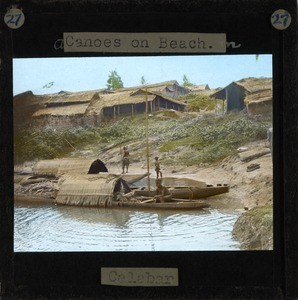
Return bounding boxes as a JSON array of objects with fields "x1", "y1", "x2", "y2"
[
  {"x1": 121, "y1": 173, "x2": 149, "y2": 184},
  {"x1": 133, "y1": 185, "x2": 229, "y2": 199},
  {"x1": 116, "y1": 200, "x2": 210, "y2": 210}
]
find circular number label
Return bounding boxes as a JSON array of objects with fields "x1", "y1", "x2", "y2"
[
  {"x1": 271, "y1": 9, "x2": 291, "y2": 30},
  {"x1": 4, "y1": 8, "x2": 25, "y2": 29}
]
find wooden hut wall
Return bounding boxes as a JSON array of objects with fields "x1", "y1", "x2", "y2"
[
  {"x1": 176, "y1": 85, "x2": 190, "y2": 97},
  {"x1": 247, "y1": 98, "x2": 272, "y2": 115},
  {"x1": 226, "y1": 83, "x2": 246, "y2": 111},
  {"x1": 119, "y1": 103, "x2": 134, "y2": 115},
  {"x1": 103, "y1": 102, "x2": 149, "y2": 118},
  {"x1": 31, "y1": 114, "x2": 102, "y2": 129},
  {"x1": 167, "y1": 84, "x2": 190, "y2": 98},
  {"x1": 102, "y1": 106, "x2": 114, "y2": 117},
  {"x1": 154, "y1": 96, "x2": 185, "y2": 111},
  {"x1": 172, "y1": 84, "x2": 189, "y2": 98},
  {"x1": 134, "y1": 102, "x2": 147, "y2": 114}
]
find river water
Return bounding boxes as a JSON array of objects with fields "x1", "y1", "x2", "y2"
[{"x1": 14, "y1": 202, "x2": 241, "y2": 252}]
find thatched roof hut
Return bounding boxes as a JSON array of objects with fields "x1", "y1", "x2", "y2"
[
  {"x1": 189, "y1": 84, "x2": 210, "y2": 93},
  {"x1": 210, "y1": 77, "x2": 272, "y2": 113},
  {"x1": 14, "y1": 82, "x2": 189, "y2": 129},
  {"x1": 32, "y1": 158, "x2": 147, "y2": 184},
  {"x1": 70, "y1": 88, "x2": 186, "y2": 120},
  {"x1": 55, "y1": 174, "x2": 130, "y2": 207},
  {"x1": 32, "y1": 91, "x2": 100, "y2": 117},
  {"x1": 32, "y1": 158, "x2": 98, "y2": 176},
  {"x1": 13, "y1": 91, "x2": 48, "y2": 129},
  {"x1": 117, "y1": 80, "x2": 190, "y2": 98}
]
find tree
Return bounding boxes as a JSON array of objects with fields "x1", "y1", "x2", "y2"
[
  {"x1": 182, "y1": 74, "x2": 194, "y2": 87},
  {"x1": 106, "y1": 70, "x2": 124, "y2": 90},
  {"x1": 140, "y1": 76, "x2": 147, "y2": 85}
]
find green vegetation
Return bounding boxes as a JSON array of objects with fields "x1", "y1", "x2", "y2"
[
  {"x1": 106, "y1": 70, "x2": 124, "y2": 90},
  {"x1": 245, "y1": 205, "x2": 273, "y2": 227},
  {"x1": 181, "y1": 74, "x2": 194, "y2": 87},
  {"x1": 140, "y1": 76, "x2": 147, "y2": 85},
  {"x1": 232, "y1": 205, "x2": 273, "y2": 250},
  {"x1": 14, "y1": 112, "x2": 270, "y2": 166},
  {"x1": 180, "y1": 93, "x2": 217, "y2": 112}
]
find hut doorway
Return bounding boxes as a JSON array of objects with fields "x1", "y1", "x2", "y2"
[{"x1": 87, "y1": 159, "x2": 108, "y2": 174}]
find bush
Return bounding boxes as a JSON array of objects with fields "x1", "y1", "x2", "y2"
[
  {"x1": 179, "y1": 94, "x2": 216, "y2": 112},
  {"x1": 14, "y1": 112, "x2": 271, "y2": 166}
]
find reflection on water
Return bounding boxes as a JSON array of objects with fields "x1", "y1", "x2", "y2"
[{"x1": 14, "y1": 203, "x2": 240, "y2": 252}]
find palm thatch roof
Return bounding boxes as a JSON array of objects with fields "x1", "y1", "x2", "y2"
[
  {"x1": 116, "y1": 80, "x2": 190, "y2": 98},
  {"x1": 244, "y1": 89, "x2": 272, "y2": 104},
  {"x1": 32, "y1": 91, "x2": 101, "y2": 116},
  {"x1": 117, "y1": 80, "x2": 179, "y2": 92},
  {"x1": 189, "y1": 84, "x2": 210, "y2": 92},
  {"x1": 33, "y1": 103, "x2": 91, "y2": 116},
  {"x1": 86, "y1": 90, "x2": 155, "y2": 114},
  {"x1": 32, "y1": 158, "x2": 147, "y2": 182},
  {"x1": 86, "y1": 89, "x2": 186, "y2": 114},
  {"x1": 55, "y1": 174, "x2": 129, "y2": 207},
  {"x1": 29, "y1": 85, "x2": 186, "y2": 117},
  {"x1": 236, "y1": 77, "x2": 272, "y2": 93},
  {"x1": 45, "y1": 90, "x2": 100, "y2": 105},
  {"x1": 14, "y1": 91, "x2": 49, "y2": 128},
  {"x1": 211, "y1": 77, "x2": 272, "y2": 100},
  {"x1": 32, "y1": 158, "x2": 97, "y2": 176}
]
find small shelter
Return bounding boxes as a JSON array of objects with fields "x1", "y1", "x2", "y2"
[
  {"x1": 210, "y1": 78, "x2": 272, "y2": 113},
  {"x1": 118, "y1": 80, "x2": 190, "y2": 98},
  {"x1": 31, "y1": 90, "x2": 102, "y2": 128},
  {"x1": 189, "y1": 84, "x2": 210, "y2": 94},
  {"x1": 100, "y1": 89, "x2": 186, "y2": 119},
  {"x1": 32, "y1": 158, "x2": 102, "y2": 176},
  {"x1": 55, "y1": 174, "x2": 130, "y2": 207},
  {"x1": 14, "y1": 81, "x2": 188, "y2": 129},
  {"x1": 13, "y1": 91, "x2": 48, "y2": 130}
]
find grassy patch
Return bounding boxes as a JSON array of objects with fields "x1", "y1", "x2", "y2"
[
  {"x1": 179, "y1": 93, "x2": 217, "y2": 111},
  {"x1": 245, "y1": 205, "x2": 273, "y2": 227},
  {"x1": 14, "y1": 111, "x2": 271, "y2": 165}
]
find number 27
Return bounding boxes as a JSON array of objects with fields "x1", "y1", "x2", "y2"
[
  {"x1": 5, "y1": 13, "x2": 22, "y2": 26},
  {"x1": 271, "y1": 13, "x2": 290, "y2": 27}
]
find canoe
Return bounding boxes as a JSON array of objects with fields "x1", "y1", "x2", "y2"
[
  {"x1": 170, "y1": 185, "x2": 229, "y2": 199},
  {"x1": 133, "y1": 185, "x2": 229, "y2": 199},
  {"x1": 116, "y1": 200, "x2": 210, "y2": 210},
  {"x1": 121, "y1": 173, "x2": 149, "y2": 184}
]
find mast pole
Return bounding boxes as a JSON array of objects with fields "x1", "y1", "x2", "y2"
[{"x1": 145, "y1": 88, "x2": 151, "y2": 191}]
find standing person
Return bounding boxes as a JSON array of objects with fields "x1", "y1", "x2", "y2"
[
  {"x1": 154, "y1": 179, "x2": 172, "y2": 203},
  {"x1": 154, "y1": 156, "x2": 162, "y2": 179},
  {"x1": 121, "y1": 146, "x2": 130, "y2": 174}
]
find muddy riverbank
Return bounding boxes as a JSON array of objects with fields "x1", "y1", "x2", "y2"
[{"x1": 14, "y1": 139, "x2": 273, "y2": 250}]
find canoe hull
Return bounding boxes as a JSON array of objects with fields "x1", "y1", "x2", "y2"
[
  {"x1": 170, "y1": 185, "x2": 229, "y2": 199},
  {"x1": 117, "y1": 201, "x2": 210, "y2": 210},
  {"x1": 133, "y1": 185, "x2": 229, "y2": 199}
]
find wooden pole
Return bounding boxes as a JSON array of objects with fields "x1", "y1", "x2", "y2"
[{"x1": 145, "y1": 88, "x2": 151, "y2": 191}]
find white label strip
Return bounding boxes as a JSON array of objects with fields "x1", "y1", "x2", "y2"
[
  {"x1": 101, "y1": 267, "x2": 179, "y2": 286},
  {"x1": 63, "y1": 32, "x2": 226, "y2": 53}
]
